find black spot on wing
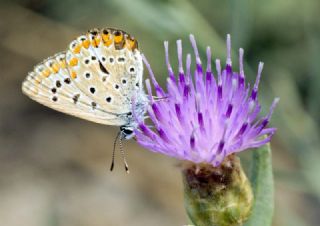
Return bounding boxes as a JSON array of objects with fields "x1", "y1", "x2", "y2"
[
  {"x1": 73, "y1": 94, "x2": 80, "y2": 103},
  {"x1": 99, "y1": 61, "x2": 109, "y2": 74}
]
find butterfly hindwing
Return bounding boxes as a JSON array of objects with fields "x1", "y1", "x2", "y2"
[
  {"x1": 22, "y1": 28, "x2": 144, "y2": 126},
  {"x1": 65, "y1": 28, "x2": 143, "y2": 115}
]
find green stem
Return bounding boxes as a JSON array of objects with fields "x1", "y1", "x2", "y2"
[{"x1": 244, "y1": 143, "x2": 274, "y2": 226}]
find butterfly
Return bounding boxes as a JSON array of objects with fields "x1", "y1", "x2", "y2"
[{"x1": 22, "y1": 28, "x2": 148, "y2": 172}]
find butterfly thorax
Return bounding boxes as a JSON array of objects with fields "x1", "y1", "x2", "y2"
[{"x1": 120, "y1": 91, "x2": 148, "y2": 139}]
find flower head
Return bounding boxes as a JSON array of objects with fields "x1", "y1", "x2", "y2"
[{"x1": 135, "y1": 34, "x2": 279, "y2": 167}]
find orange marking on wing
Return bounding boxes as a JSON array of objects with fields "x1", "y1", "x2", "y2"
[
  {"x1": 69, "y1": 57, "x2": 79, "y2": 67},
  {"x1": 52, "y1": 63, "x2": 60, "y2": 73},
  {"x1": 34, "y1": 76, "x2": 41, "y2": 84},
  {"x1": 60, "y1": 60, "x2": 67, "y2": 69},
  {"x1": 126, "y1": 38, "x2": 137, "y2": 50},
  {"x1": 94, "y1": 36, "x2": 101, "y2": 46},
  {"x1": 42, "y1": 68, "x2": 51, "y2": 77},
  {"x1": 114, "y1": 33, "x2": 123, "y2": 44},
  {"x1": 73, "y1": 44, "x2": 81, "y2": 54},
  {"x1": 82, "y1": 40, "x2": 90, "y2": 49},
  {"x1": 102, "y1": 34, "x2": 112, "y2": 46},
  {"x1": 70, "y1": 70, "x2": 77, "y2": 79}
]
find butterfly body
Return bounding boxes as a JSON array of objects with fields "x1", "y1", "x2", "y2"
[{"x1": 22, "y1": 28, "x2": 148, "y2": 138}]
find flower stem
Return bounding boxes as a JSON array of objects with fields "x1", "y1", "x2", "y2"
[{"x1": 244, "y1": 143, "x2": 274, "y2": 226}]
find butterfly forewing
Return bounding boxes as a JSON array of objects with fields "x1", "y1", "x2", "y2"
[{"x1": 22, "y1": 28, "x2": 144, "y2": 126}]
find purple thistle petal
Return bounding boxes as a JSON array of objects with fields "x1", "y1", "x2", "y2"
[
  {"x1": 190, "y1": 133, "x2": 195, "y2": 150},
  {"x1": 145, "y1": 79, "x2": 153, "y2": 102},
  {"x1": 267, "y1": 97, "x2": 280, "y2": 119},
  {"x1": 198, "y1": 112, "x2": 204, "y2": 132},
  {"x1": 138, "y1": 123, "x2": 156, "y2": 140},
  {"x1": 251, "y1": 62, "x2": 264, "y2": 100},
  {"x1": 226, "y1": 34, "x2": 232, "y2": 66},
  {"x1": 237, "y1": 122, "x2": 248, "y2": 137},
  {"x1": 135, "y1": 34, "x2": 279, "y2": 167},
  {"x1": 239, "y1": 48, "x2": 244, "y2": 76},
  {"x1": 142, "y1": 55, "x2": 165, "y2": 96},
  {"x1": 175, "y1": 40, "x2": 187, "y2": 94},
  {"x1": 164, "y1": 41, "x2": 176, "y2": 82},
  {"x1": 217, "y1": 140, "x2": 225, "y2": 155},
  {"x1": 177, "y1": 40, "x2": 183, "y2": 72},
  {"x1": 190, "y1": 34, "x2": 203, "y2": 75},
  {"x1": 151, "y1": 103, "x2": 163, "y2": 121},
  {"x1": 226, "y1": 104, "x2": 233, "y2": 118},
  {"x1": 158, "y1": 128, "x2": 170, "y2": 143},
  {"x1": 183, "y1": 85, "x2": 190, "y2": 100},
  {"x1": 206, "y1": 46, "x2": 212, "y2": 73},
  {"x1": 186, "y1": 54, "x2": 192, "y2": 84},
  {"x1": 216, "y1": 59, "x2": 222, "y2": 85},
  {"x1": 175, "y1": 103, "x2": 181, "y2": 117},
  {"x1": 218, "y1": 85, "x2": 223, "y2": 100}
]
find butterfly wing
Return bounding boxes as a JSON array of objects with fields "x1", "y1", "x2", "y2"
[{"x1": 22, "y1": 28, "x2": 144, "y2": 126}]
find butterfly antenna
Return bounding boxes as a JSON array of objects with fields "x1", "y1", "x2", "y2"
[
  {"x1": 119, "y1": 133, "x2": 130, "y2": 174},
  {"x1": 110, "y1": 131, "x2": 121, "y2": 172},
  {"x1": 153, "y1": 96, "x2": 169, "y2": 101}
]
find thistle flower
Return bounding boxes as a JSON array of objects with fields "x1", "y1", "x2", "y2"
[
  {"x1": 134, "y1": 35, "x2": 278, "y2": 225},
  {"x1": 135, "y1": 34, "x2": 279, "y2": 167}
]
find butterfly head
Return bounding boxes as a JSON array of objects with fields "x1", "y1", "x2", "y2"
[{"x1": 121, "y1": 91, "x2": 149, "y2": 140}]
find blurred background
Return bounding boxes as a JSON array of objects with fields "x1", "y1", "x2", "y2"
[{"x1": 0, "y1": 0, "x2": 320, "y2": 225}]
